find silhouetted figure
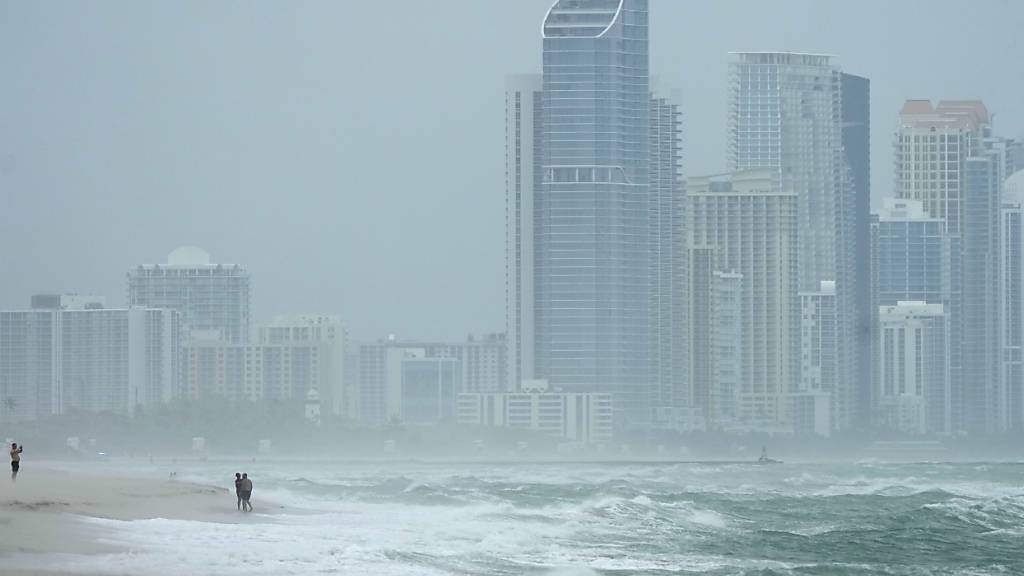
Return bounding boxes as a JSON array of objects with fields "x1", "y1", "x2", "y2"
[
  {"x1": 240, "y1": 473, "x2": 253, "y2": 512},
  {"x1": 234, "y1": 472, "x2": 243, "y2": 511},
  {"x1": 10, "y1": 443, "x2": 22, "y2": 481}
]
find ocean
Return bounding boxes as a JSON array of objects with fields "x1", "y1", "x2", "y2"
[{"x1": 30, "y1": 460, "x2": 1024, "y2": 575}]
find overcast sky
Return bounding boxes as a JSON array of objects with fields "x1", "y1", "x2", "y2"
[{"x1": 2, "y1": 0, "x2": 1022, "y2": 341}]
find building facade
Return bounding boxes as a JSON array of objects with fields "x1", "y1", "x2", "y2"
[
  {"x1": 350, "y1": 335, "x2": 507, "y2": 425},
  {"x1": 535, "y1": 0, "x2": 651, "y2": 424},
  {"x1": 649, "y1": 95, "x2": 687, "y2": 412},
  {"x1": 841, "y1": 73, "x2": 873, "y2": 428},
  {"x1": 128, "y1": 246, "x2": 251, "y2": 343},
  {"x1": 456, "y1": 381, "x2": 613, "y2": 443},
  {"x1": 0, "y1": 296, "x2": 180, "y2": 420},
  {"x1": 505, "y1": 74, "x2": 542, "y2": 392},
  {"x1": 398, "y1": 357, "x2": 460, "y2": 425},
  {"x1": 184, "y1": 316, "x2": 345, "y2": 411},
  {"x1": 999, "y1": 170, "x2": 1024, "y2": 431},
  {"x1": 688, "y1": 169, "x2": 799, "y2": 431},
  {"x1": 728, "y1": 52, "x2": 858, "y2": 430},
  {"x1": 894, "y1": 100, "x2": 1005, "y2": 434},
  {"x1": 876, "y1": 302, "x2": 949, "y2": 434}
]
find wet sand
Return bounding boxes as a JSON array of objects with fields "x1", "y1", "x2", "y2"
[{"x1": 0, "y1": 467, "x2": 249, "y2": 574}]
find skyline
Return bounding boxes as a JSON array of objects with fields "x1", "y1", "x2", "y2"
[{"x1": 2, "y1": 0, "x2": 1023, "y2": 342}]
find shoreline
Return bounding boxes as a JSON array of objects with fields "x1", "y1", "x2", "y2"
[{"x1": 0, "y1": 466, "x2": 275, "y2": 573}]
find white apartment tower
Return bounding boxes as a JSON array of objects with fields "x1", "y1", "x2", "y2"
[
  {"x1": 505, "y1": 75, "x2": 542, "y2": 392},
  {"x1": 128, "y1": 246, "x2": 251, "y2": 343},
  {"x1": 1000, "y1": 170, "x2": 1024, "y2": 432},
  {"x1": 687, "y1": 169, "x2": 799, "y2": 431},
  {"x1": 0, "y1": 296, "x2": 180, "y2": 421}
]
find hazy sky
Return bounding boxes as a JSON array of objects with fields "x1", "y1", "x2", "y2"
[{"x1": 2, "y1": 1, "x2": 1022, "y2": 341}]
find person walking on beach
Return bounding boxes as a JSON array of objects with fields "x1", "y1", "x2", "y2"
[
  {"x1": 10, "y1": 443, "x2": 23, "y2": 481},
  {"x1": 234, "y1": 472, "x2": 243, "y2": 511},
  {"x1": 240, "y1": 473, "x2": 253, "y2": 512}
]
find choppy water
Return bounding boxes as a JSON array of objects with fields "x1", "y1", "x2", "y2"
[{"x1": 28, "y1": 460, "x2": 1024, "y2": 575}]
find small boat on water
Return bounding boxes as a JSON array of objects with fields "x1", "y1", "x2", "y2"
[{"x1": 757, "y1": 446, "x2": 782, "y2": 465}]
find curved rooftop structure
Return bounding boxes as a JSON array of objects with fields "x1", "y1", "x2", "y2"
[
  {"x1": 1006, "y1": 170, "x2": 1024, "y2": 205},
  {"x1": 542, "y1": 0, "x2": 623, "y2": 38},
  {"x1": 167, "y1": 246, "x2": 212, "y2": 267}
]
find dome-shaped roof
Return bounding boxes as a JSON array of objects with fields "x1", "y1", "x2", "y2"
[
  {"x1": 167, "y1": 246, "x2": 211, "y2": 266},
  {"x1": 1005, "y1": 170, "x2": 1024, "y2": 205}
]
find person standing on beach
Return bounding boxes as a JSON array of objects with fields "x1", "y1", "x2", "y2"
[
  {"x1": 240, "y1": 473, "x2": 253, "y2": 512},
  {"x1": 10, "y1": 443, "x2": 23, "y2": 481},
  {"x1": 234, "y1": 472, "x2": 243, "y2": 511}
]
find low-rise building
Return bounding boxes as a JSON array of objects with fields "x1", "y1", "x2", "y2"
[{"x1": 456, "y1": 380, "x2": 613, "y2": 443}]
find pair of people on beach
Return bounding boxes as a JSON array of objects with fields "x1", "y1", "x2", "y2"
[
  {"x1": 234, "y1": 472, "x2": 253, "y2": 512},
  {"x1": 10, "y1": 442, "x2": 23, "y2": 481}
]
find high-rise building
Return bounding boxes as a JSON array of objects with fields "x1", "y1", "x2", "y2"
[
  {"x1": 1000, "y1": 170, "x2": 1024, "y2": 432},
  {"x1": 841, "y1": 73, "x2": 872, "y2": 428},
  {"x1": 533, "y1": 0, "x2": 652, "y2": 425},
  {"x1": 872, "y1": 199, "x2": 953, "y2": 430},
  {"x1": 505, "y1": 74, "x2": 542, "y2": 392},
  {"x1": 649, "y1": 95, "x2": 686, "y2": 413},
  {"x1": 688, "y1": 246, "x2": 743, "y2": 429},
  {"x1": 728, "y1": 52, "x2": 858, "y2": 430},
  {"x1": 876, "y1": 302, "x2": 949, "y2": 434},
  {"x1": 710, "y1": 271, "x2": 743, "y2": 427},
  {"x1": 894, "y1": 100, "x2": 1004, "y2": 434},
  {"x1": 0, "y1": 296, "x2": 179, "y2": 420},
  {"x1": 128, "y1": 246, "x2": 251, "y2": 343},
  {"x1": 872, "y1": 199, "x2": 949, "y2": 307},
  {"x1": 688, "y1": 169, "x2": 798, "y2": 431},
  {"x1": 687, "y1": 246, "x2": 714, "y2": 420},
  {"x1": 796, "y1": 281, "x2": 837, "y2": 436}
]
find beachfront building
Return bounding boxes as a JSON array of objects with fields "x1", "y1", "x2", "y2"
[
  {"x1": 729, "y1": 52, "x2": 860, "y2": 431},
  {"x1": 841, "y1": 73, "x2": 873, "y2": 428},
  {"x1": 876, "y1": 302, "x2": 949, "y2": 434},
  {"x1": 505, "y1": 73, "x2": 542, "y2": 394},
  {"x1": 0, "y1": 295, "x2": 180, "y2": 420},
  {"x1": 687, "y1": 169, "x2": 799, "y2": 432},
  {"x1": 687, "y1": 246, "x2": 743, "y2": 429},
  {"x1": 999, "y1": 170, "x2": 1024, "y2": 431},
  {"x1": 456, "y1": 380, "x2": 613, "y2": 443},
  {"x1": 348, "y1": 335, "x2": 505, "y2": 425},
  {"x1": 894, "y1": 100, "x2": 1006, "y2": 434},
  {"x1": 183, "y1": 317, "x2": 345, "y2": 411},
  {"x1": 128, "y1": 246, "x2": 251, "y2": 343},
  {"x1": 795, "y1": 281, "x2": 837, "y2": 436},
  {"x1": 395, "y1": 357, "x2": 460, "y2": 425}
]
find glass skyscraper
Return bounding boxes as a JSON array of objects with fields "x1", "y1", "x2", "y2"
[{"x1": 535, "y1": 0, "x2": 652, "y2": 423}]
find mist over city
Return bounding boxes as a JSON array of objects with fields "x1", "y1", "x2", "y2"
[{"x1": 2, "y1": 1, "x2": 1024, "y2": 575}]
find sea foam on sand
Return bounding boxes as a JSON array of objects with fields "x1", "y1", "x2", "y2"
[{"x1": 0, "y1": 466, "x2": 260, "y2": 575}]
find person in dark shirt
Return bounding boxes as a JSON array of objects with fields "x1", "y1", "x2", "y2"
[
  {"x1": 10, "y1": 443, "x2": 22, "y2": 481},
  {"x1": 234, "y1": 472, "x2": 243, "y2": 510}
]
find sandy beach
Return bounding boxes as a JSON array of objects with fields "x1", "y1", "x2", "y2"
[{"x1": 0, "y1": 465, "x2": 255, "y2": 575}]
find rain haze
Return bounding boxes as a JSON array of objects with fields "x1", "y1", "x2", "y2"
[
  {"x1": 3, "y1": 1, "x2": 1024, "y2": 575},
  {"x1": 2, "y1": 0, "x2": 1021, "y2": 340}
]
